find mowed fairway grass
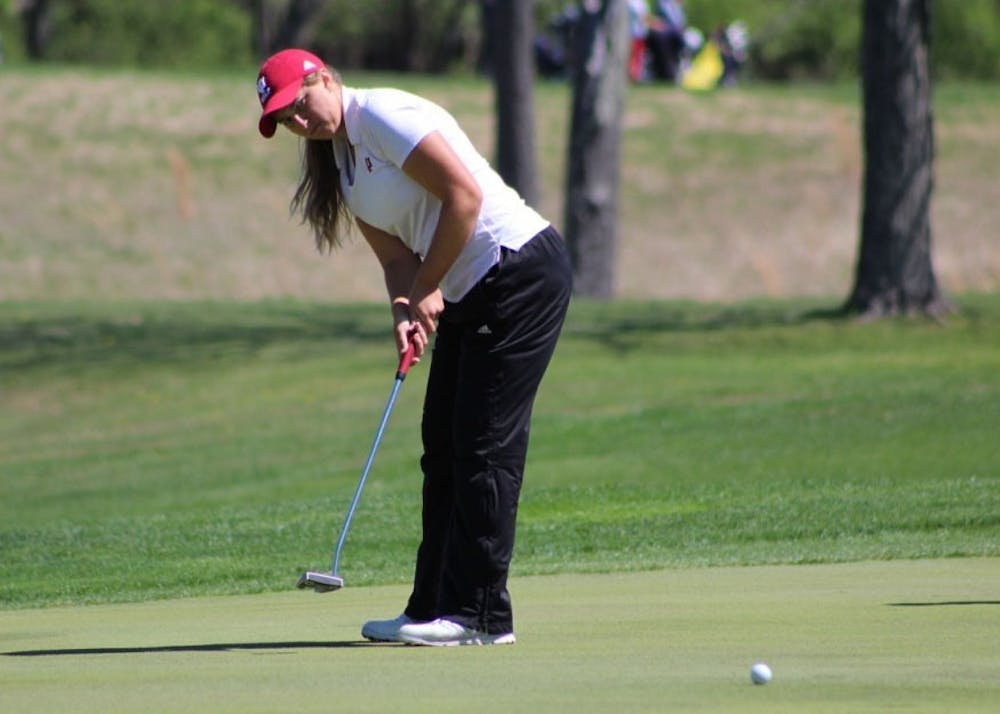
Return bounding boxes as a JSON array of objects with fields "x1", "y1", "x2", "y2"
[{"x1": 1, "y1": 297, "x2": 998, "y2": 711}]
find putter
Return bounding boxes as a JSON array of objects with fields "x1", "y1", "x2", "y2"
[{"x1": 297, "y1": 336, "x2": 417, "y2": 593}]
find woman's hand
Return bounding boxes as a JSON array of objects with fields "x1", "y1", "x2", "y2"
[
  {"x1": 396, "y1": 320, "x2": 430, "y2": 362},
  {"x1": 392, "y1": 300, "x2": 430, "y2": 361},
  {"x1": 408, "y1": 281, "x2": 444, "y2": 336}
]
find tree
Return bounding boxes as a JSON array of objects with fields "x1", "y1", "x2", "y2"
[
  {"x1": 247, "y1": 0, "x2": 328, "y2": 58},
  {"x1": 393, "y1": 0, "x2": 470, "y2": 72},
  {"x1": 19, "y1": 0, "x2": 51, "y2": 59},
  {"x1": 564, "y1": 0, "x2": 629, "y2": 298},
  {"x1": 491, "y1": 0, "x2": 539, "y2": 207},
  {"x1": 846, "y1": 0, "x2": 948, "y2": 317}
]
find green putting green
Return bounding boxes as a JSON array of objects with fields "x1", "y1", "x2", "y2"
[{"x1": 3, "y1": 559, "x2": 997, "y2": 713}]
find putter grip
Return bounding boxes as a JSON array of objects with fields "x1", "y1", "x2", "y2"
[{"x1": 396, "y1": 335, "x2": 416, "y2": 379}]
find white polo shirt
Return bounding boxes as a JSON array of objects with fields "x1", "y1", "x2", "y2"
[{"x1": 332, "y1": 86, "x2": 549, "y2": 302}]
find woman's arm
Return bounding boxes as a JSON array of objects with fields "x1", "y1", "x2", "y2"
[
  {"x1": 355, "y1": 217, "x2": 431, "y2": 360},
  {"x1": 401, "y1": 131, "x2": 484, "y2": 332}
]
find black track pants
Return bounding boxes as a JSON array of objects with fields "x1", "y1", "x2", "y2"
[{"x1": 404, "y1": 226, "x2": 572, "y2": 634}]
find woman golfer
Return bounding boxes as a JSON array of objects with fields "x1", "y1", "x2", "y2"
[{"x1": 257, "y1": 49, "x2": 572, "y2": 646}]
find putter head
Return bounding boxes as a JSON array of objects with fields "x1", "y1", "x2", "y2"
[{"x1": 297, "y1": 571, "x2": 344, "y2": 593}]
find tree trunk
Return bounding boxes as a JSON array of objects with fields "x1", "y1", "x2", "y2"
[
  {"x1": 279, "y1": 0, "x2": 325, "y2": 48},
  {"x1": 250, "y1": 0, "x2": 270, "y2": 59},
  {"x1": 21, "y1": 0, "x2": 51, "y2": 60},
  {"x1": 564, "y1": 0, "x2": 629, "y2": 299},
  {"x1": 429, "y1": 0, "x2": 473, "y2": 72},
  {"x1": 492, "y1": 0, "x2": 539, "y2": 207},
  {"x1": 479, "y1": 0, "x2": 498, "y2": 74},
  {"x1": 846, "y1": 0, "x2": 948, "y2": 317},
  {"x1": 247, "y1": 0, "x2": 326, "y2": 58}
]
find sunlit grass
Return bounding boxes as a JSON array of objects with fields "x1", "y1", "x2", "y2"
[
  {"x1": 2, "y1": 296, "x2": 997, "y2": 608},
  {"x1": 1, "y1": 69, "x2": 997, "y2": 302}
]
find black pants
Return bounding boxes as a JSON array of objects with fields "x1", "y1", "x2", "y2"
[
  {"x1": 404, "y1": 226, "x2": 572, "y2": 634},
  {"x1": 647, "y1": 29, "x2": 684, "y2": 81}
]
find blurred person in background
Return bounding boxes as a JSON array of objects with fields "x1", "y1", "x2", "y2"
[
  {"x1": 628, "y1": 0, "x2": 651, "y2": 82},
  {"x1": 647, "y1": 0, "x2": 688, "y2": 82}
]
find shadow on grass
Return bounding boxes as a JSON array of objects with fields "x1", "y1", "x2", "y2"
[
  {"x1": 3, "y1": 640, "x2": 396, "y2": 656},
  {"x1": 562, "y1": 300, "x2": 848, "y2": 353},
  {"x1": 0, "y1": 300, "x2": 854, "y2": 371},
  {"x1": 14, "y1": 293, "x2": 982, "y2": 370},
  {"x1": 0, "y1": 302, "x2": 391, "y2": 372},
  {"x1": 887, "y1": 600, "x2": 1000, "y2": 607}
]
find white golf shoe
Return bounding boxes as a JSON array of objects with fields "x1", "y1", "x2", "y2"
[
  {"x1": 361, "y1": 613, "x2": 414, "y2": 642},
  {"x1": 397, "y1": 618, "x2": 516, "y2": 647}
]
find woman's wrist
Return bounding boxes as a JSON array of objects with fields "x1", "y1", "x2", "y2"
[{"x1": 391, "y1": 297, "x2": 411, "y2": 323}]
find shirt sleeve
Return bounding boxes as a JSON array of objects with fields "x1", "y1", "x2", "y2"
[{"x1": 359, "y1": 90, "x2": 439, "y2": 168}]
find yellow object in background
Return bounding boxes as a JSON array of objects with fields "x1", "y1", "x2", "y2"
[{"x1": 681, "y1": 41, "x2": 724, "y2": 91}]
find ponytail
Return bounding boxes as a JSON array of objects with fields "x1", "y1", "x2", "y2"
[
  {"x1": 289, "y1": 69, "x2": 350, "y2": 252},
  {"x1": 291, "y1": 138, "x2": 349, "y2": 252}
]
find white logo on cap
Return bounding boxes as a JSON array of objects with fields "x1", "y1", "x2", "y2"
[
  {"x1": 303, "y1": 60, "x2": 317, "y2": 71},
  {"x1": 257, "y1": 75, "x2": 273, "y2": 106}
]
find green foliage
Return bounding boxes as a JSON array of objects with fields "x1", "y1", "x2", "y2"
[
  {"x1": 5, "y1": 0, "x2": 1000, "y2": 79},
  {"x1": 312, "y1": 0, "x2": 478, "y2": 72},
  {"x1": 741, "y1": 0, "x2": 862, "y2": 80},
  {"x1": 683, "y1": 0, "x2": 779, "y2": 34},
  {"x1": 0, "y1": 0, "x2": 24, "y2": 62},
  {"x1": 686, "y1": 0, "x2": 1000, "y2": 81},
  {"x1": 43, "y1": 0, "x2": 252, "y2": 68},
  {"x1": 933, "y1": 0, "x2": 1000, "y2": 80}
]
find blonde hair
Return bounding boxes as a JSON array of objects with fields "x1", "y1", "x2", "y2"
[{"x1": 289, "y1": 70, "x2": 351, "y2": 252}]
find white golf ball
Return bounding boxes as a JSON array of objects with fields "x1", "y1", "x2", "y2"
[{"x1": 750, "y1": 662, "x2": 773, "y2": 685}]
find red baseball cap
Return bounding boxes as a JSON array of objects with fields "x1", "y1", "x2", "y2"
[{"x1": 256, "y1": 49, "x2": 325, "y2": 138}]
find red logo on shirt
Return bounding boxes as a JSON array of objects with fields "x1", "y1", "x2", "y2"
[{"x1": 365, "y1": 157, "x2": 373, "y2": 173}]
